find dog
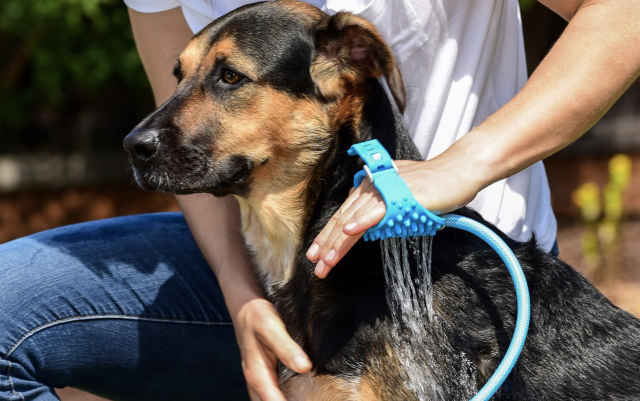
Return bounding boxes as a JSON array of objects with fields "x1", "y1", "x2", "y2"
[{"x1": 123, "y1": 1, "x2": 640, "y2": 399}]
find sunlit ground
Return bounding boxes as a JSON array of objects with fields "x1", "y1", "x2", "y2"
[{"x1": 556, "y1": 219, "x2": 640, "y2": 317}]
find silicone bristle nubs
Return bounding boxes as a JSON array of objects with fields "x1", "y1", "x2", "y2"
[
  {"x1": 362, "y1": 202, "x2": 443, "y2": 241},
  {"x1": 348, "y1": 139, "x2": 446, "y2": 242}
]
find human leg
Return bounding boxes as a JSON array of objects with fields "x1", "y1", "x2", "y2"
[{"x1": 0, "y1": 213, "x2": 249, "y2": 401}]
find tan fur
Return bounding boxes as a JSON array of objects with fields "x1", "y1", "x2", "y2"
[
  {"x1": 179, "y1": 40, "x2": 202, "y2": 74},
  {"x1": 181, "y1": 35, "x2": 259, "y2": 85},
  {"x1": 357, "y1": 344, "x2": 417, "y2": 401},
  {"x1": 218, "y1": 91, "x2": 331, "y2": 287},
  {"x1": 234, "y1": 180, "x2": 307, "y2": 288},
  {"x1": 178, "y1": 29, "x2": 336, "y2": 287},
  {"x1": 281, "y1": 373, "x2": 381, "y2": 401},
  {"x1": 277, "y1": 1, "x2": 326, "y2": 25},
  {"x1": 173, "y1": 6, "x2": 409, "y2": 398}
]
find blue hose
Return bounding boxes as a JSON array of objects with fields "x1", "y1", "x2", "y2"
[
  {"x1": 444, "y1": 214, "x2": 531, "y2": 401},
  {"x1": 347, "y1": 140, "x2": 531, "y2": 399}
]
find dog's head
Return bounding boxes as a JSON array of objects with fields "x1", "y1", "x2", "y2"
[{"x1": 124, "y1": 0, "x2": 405, "y2": 198}]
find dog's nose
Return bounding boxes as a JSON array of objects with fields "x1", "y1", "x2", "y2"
[{"x1": 123, "y1": 129, "x2": 159, "y2": 163}]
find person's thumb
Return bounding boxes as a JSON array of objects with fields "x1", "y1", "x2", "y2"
[{"x1": 258, "y1": 315, "x2": 312, "y2": 374}]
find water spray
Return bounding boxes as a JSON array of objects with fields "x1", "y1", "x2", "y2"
[{"x1": 348, "y1": 140, "x2": 530, "y2": 401}]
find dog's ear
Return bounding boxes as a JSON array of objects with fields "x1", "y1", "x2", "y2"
[{"x1": 312, "y1": 12, "x2": 406, "y2": 113}]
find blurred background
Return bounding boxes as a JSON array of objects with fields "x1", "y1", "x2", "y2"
[{"x1": 0, "y1": 1, "x2": 638, "y2": 400}]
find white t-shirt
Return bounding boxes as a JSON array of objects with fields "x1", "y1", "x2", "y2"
[{"x1": 124, "y1": 0, "x2": 558, "y2": 251}]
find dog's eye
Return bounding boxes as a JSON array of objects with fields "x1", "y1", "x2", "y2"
[
  {"x1": 222, "y1": 69, "x2": 241, "y2": 84},
  {"x1": 173, "y1": 62, "x2": 183, "y2": 83}
]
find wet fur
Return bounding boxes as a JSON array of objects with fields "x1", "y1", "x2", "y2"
[{"x1": 125, "y1": 2, "x2": 640, "y2": 399}]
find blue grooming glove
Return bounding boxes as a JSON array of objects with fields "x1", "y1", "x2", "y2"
[{"x1": 347, "y1": 140, "x2": 445, "y2": 241}]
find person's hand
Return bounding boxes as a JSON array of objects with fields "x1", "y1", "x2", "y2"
[
  {"x1": 306, "y1": 157, "x2": 484, "y2": 278},
  {"x1": 234, "y1": 298, "x2": 312, "y2": 401}
]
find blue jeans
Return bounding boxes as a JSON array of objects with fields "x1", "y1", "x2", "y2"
[
  {"x1": 550, "y1": 239, "x2": 560, "y2": 258},
  {"x1": 0, "y1": 213, "x2": 250, "y2": 401}
]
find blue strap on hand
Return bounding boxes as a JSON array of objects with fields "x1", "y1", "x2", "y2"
[{"x1": 347, "y1": 139, "x2": 445, "y2": 241}]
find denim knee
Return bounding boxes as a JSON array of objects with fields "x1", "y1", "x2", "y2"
[{"x1": 0, "y1": 214, "x2": 247, "y2": 400}]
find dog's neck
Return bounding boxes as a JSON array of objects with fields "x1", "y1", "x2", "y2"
[
  {"x1": 236, "y1": 79, "x2": 409, "y2": 291},
  {"x1": 234, "y1": 178, "x2": 310, "y2": 289}
]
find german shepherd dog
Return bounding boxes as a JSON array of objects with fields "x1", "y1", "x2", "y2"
[{"x1": 124, "y1": 1, "x2": 640, "y2": 399}]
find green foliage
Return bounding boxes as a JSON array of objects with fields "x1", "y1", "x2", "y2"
[
  {"x1": 0, "y1": 0, "x2": 538, "y2": 148},
  {"x1": 0, "y1": 0, "x2": 149, "y2": 127},
  {"x1": 518, "y1": 0, "x2": 537, "y2": 12}
]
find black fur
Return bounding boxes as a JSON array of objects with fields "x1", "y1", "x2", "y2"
[
  {"x1": 126, "y1": 2, "x2": 640, "y2": 399},
  {"x1": 274, "y1": 77, "x2": 640, "y2": 400}
]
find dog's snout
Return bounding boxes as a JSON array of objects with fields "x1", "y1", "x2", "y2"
[{"x1": 123, "y1": 129, "x2": 160, "y2": 163}]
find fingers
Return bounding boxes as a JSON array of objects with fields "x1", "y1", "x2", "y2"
[
  {"x1": 313, "y1": 197, "x2": 383, "y2": 279},
  {"x1": 242, "y1": 333, "x2": 286, "y2": 401},
  {"x1": 342, "y1": 198, "x2": 387, "y2": 235},
  {"x1": 238, "y1": 299, "x2": 311, "y2": 401},
  {"x1": 307, "y1": 180, "x2": 387, "y2": 278},
  {"x1": 255, "y1": 314, "x2": 312, "y2": 374},
  {"x1": 306, "y1": 180, "x2": 372, "y2": 262},
  {"x1": 306, "y1": 189, "x2": 368, "y2": 268},
  {"x1": 306, "y1": 157, "x2": 479, "y2": 279}
]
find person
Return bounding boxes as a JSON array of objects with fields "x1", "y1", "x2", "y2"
[{"x1": 0, "y1": 1, "x2": 638, "y2": 400}]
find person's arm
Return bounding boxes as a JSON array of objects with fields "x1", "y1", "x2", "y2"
[
  {"x1": 127, "y1": 8, "x2": 311, "y2": 401},
  {"x1": 307, "y1": 0, "x2": 640, "y2": 277}
]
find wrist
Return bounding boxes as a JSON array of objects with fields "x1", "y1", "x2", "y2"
[{"x1": 449, "y1": 127, "x2": 509, "y2": 192}]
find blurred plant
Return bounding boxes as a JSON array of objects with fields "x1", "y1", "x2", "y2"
[
  {"x1": 518, "y1": 0, "x2": 537, "y2": 12},
  {"x1": 572, "y1": 154, "x2": 633, "y2": 282},
  {"x1": 0, "y1": 0, "x2": 149, "y2": 128},
  {"x1": 573, "y1": 182, "x2": 601, "y2": 271}
]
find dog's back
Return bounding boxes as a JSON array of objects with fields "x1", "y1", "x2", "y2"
[{"x1": 275, "y1": 74, "x2": 640, "y2": 400}]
